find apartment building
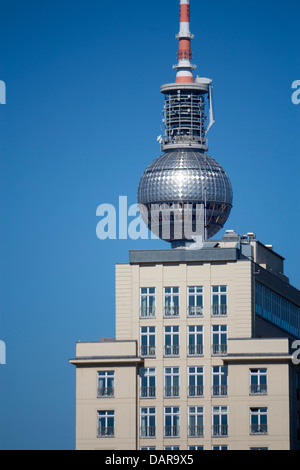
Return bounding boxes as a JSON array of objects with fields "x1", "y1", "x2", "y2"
[{"x1": 69, "y1": 232, "x2": 300, "y2": 450}]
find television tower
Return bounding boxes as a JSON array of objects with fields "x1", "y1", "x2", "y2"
[{"x1": 137, "y1": 0, "x2": 233, "y2": 247}]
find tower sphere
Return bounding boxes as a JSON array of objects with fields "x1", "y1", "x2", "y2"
[{"x1": 137, "y1": 149, "x2": 233, "y2": 242}]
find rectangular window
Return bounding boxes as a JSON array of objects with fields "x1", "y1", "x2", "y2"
[
  {"x1": 187, "y1": 286, "x2": 203, "y2": 317},
  {"x1": 250, "y1": 369, "x2": 267, "y2": 395},
  {"x1": 164, "y1": 326, "x2": 180, "y2": 357},
  {"x1": 211, "y1": 325, "x2": 227, "y2": 356},
  {"x1": 212, "y1": 406, "x2": 228, "y2": 437},
  {"x1": 188, "y1": 367, "x2": 204, "y2": 397},
  {"x1": 97, "y1": 410, "x2": 115, "y2": 437},
  {"x1": 211, "y1": 286, "x2": 227, "y2": 316},
  {"x1": 188, "y1": 406, "x2": 204, "y2": 438},
  {"x1": 212, "y1": 366, "x2": 228, "y2": 396},
  {"x1": 250, "y1": 408, "x2": 268, "y2": 435},
  {"x1": 187, "y1": 326, "x2": 203, "y2": 356},
  {"x1": 97, "y1": 371, "x2": 115, "y2": 398},
  {"x1": 140, "y1": 326, "x2": 156, "y2": 357},
  {"x1": 140, "y1": 368, "x2": 156, "y2": 398},
  {"x1": 164, "y1": 407, "x2": 180, "y2": 438},
  {"x1": 140, "y1": 288, "x2": 156, "y2": 318},
  {"x1": 188, "y1": 446, "x2": 204, "y2": 450},
  {"x1": 164, "y1": 287, "x2": 180, "y2": 317},
  {"x1": 164, "y1": 367, "x2": 180, "y2": 398},
  {"x1": 140, "y1": 407, "x2": 156, "y2": 438}
]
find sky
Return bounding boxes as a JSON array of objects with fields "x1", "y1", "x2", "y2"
[{"x1": 0, "y1": 0, "x2": 299, "y2": 450}]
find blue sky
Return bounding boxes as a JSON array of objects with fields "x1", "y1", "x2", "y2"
[{"x1": 0, "y1": 0, "x2": 299, "y2": 450}]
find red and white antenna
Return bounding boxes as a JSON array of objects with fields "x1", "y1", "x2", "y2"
[{"x1": 174, "y1": 0, "x2": 196, "y2": 83}]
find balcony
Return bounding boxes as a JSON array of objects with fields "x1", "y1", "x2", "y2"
[
  {"x1": 212, "y1": 385, "x2": 228, "y2": 397},
  {"x1": 164, "y1": 426, "x2": 180, "y2": 438},
  {"x1": 164, "y1": 345, "x2": 180, "y2": 357},
  {"x1": 164, "y1": 306, "x2": 179, "y2": 318},
  {"x1": 97, "y1": 427, "x2": 115, "y2": 438},
  {"x1": 211, "y1": 305, "x2": 227, "y2": 317},
  {"x1": 187, "y1": 306, "x2": 203, "y2": 317},
  {"x1": 164, "y1": 386, "x2": 180, "y2": 398},
  {"x1": 97, "y1": 387, "x2": 114, "y2": 398},
  {"x1": 188, "y1": 385, "x2": 204, "y2": 397},
  {"x1": 250, "y1": 424, "x2": 268, "y2": 435},
  {"x1": 140, "y1": 386, "x2": 156, "y2": 399},
  {"x1": 188, "y1": 425, "x2": 204, "y2": 438},
  {"x1": 250, "y1": 384, "x2": 267, "y2": 395},
  {"x1": 211, "y1": 344, "x2": 227, "y2": 356},
  {"x1": 188, "y1": 344, "x2": 203, "y2": 356},
  {"x1": 140, "y1": 426, "x2": 156, "y2": 439},
  {"x1": 140, "y1": 306, "x2": 156, "y2": 318},
  {"x1": 141, "y1": 345, "x2": 156, "y2": 358},
  {"x1": 212, "y1": 425, "x2": 228, "y2": 437}
]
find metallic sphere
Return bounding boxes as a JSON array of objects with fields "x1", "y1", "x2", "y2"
[{"x1": 137, "y1": 149, "x2": 233, "y2": 241}]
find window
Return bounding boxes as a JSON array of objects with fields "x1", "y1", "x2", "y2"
[
  {"x1": 212, "y1": 366, "x2": 228, "y2": 397},
  {"x1": 188, "y1": 367, "x2": 204, "y2": 397},
  {"x1": 97, "y1": 371, "x2": 115, "y2": 398},
  {"x1": 97, "y1": 410, "x2": 115, "y2": 437},
  {"x1": 211, "y1": 286, "x2": 227, "y2": 316},
  {"x1": 140, "y1": 368, "x2": 156, "y2": 398},
  {"x1": 212, "y1": 446, "x2": 228, "y2": 450},
  {"x1": 187, "y1": 326, "x2": 203, "y2": 356},
  {"x1": 164, "y1": 326, "x2": 180, "y2": 357},
  {"x1": 255, "y1": 282, "x2": 300, "y2": 338},
  {"x1": 164, "y1": 446, "x2": 180, "y2": 450},
  {"x1": 188, "y1": 446, "x2": 204, "y2": 450},
  {"x1": 140, "y1": 407, "x2": 156, "y2": 438},
  {"x1": 164, "y1": 407, "x2": 180, "y2": 438},
  {"x1": 164, "y1": 367, "x2": 180, "y2": 398},
  {"x1": 188, "y1": 406, "x2": 204, "y2": 438},
  {"x1": 140, "y1": 288, "x2": 156, "y2": 318},
  {"x1": 212, "y1": 406, "x2": 228, "y2": 437},
  {"x1": 140, "y1": 327, "x2": 156, "y2": 357},
  {"x1": 250, "y1": 369, "x2": 267, "y2": 395},
  {"x1": 187, "y1": 286, "x2": 203, "y2": 317},
  {"x1": 250, "y1": 408, "x2": 268, "y2": 435},
  {"x1": 141, "y1": 447, "x2": 156, "y2": 450},
  {"x1": 164, "y1": 287, "x2": 180, "y2": 317},
  {"x1": 211, "y1": 325, "x2": 227, "y2": 355}
]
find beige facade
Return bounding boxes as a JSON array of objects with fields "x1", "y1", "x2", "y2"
[{"x1": 70, "y1": 232, "x2": 300, "y2": 450}]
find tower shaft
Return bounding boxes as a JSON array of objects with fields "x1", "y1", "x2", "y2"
[{"x1": 175, "y1": 0, "x2": 195, "y2": 83}]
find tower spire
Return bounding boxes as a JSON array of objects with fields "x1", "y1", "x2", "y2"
[{"x1": 174, "y1": 0, "x2": 196, "y2": 83}]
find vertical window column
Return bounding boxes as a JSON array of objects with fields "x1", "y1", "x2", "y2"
[
  {"x1": 164, "y1": 407, "x2": 180, "y2": 438},
  {"x1": 140, "y1": 368, "x2": 156, "y2": 398},
  {"x1": 164, "y1": 367, "x2": 180, "y2": 398},
  {"x1": 140, "y1": 288, "x2": 156, "y2": 318},
  {"x1": 140, "y1": 327, "x2": 156, "y2": 358},
  {"x1": 140, "y1": 407, "x2": 156, "y2": 438},
  {"x1": 211, "y1": 325, "x2": 227, "y2": 356},
  {"x1": 187, "y1": 286, "x2": 203, "y2": 317},
  {"x1": 164, "y1": 326, "x2": 180, "y2": 357},
  {"x1": 164, "y1": 287, "x2": 180, "y2": 317},
  {"x1": 211, "y1": 286, "x2": 227, "y2": 316}
]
